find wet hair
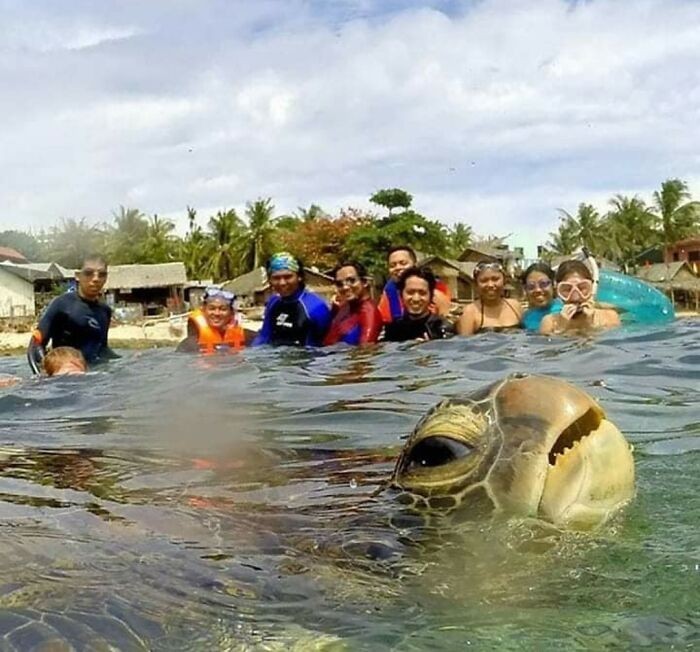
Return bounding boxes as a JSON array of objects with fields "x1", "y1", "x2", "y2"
[
  {"x1": 80, "y1": 253, "x2": 108, "y2": 269},
  {"x1": 522, "y1": 261, "x2": 555, "y2": 284},
  {"x1": 397, "y1": 266, "x2": 436, "y2": 299},
  {"x1": 332, "y1": 260, "x2": 368, "y2": 280},
  {"x1": 387, "y1": 245, "x2": 417, "y2": 263},
  {"x1": 555, "y1": 260, "x2": 592, "y2": 283},
  {"x1": 43, "y1": 346, "x2": 87, "y2": 376}
]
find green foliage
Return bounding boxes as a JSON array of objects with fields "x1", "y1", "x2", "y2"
[
  {"x1": 652, "y1": 178, "x2": 700, "y2": 247},
  {"x1": 44, "y1": 218, "x2": 107, "y2": 268},
  {"x1": 446, "y1": 223, "x2": 473, "y2": 258},
  {"x1": 106, "y1": 206, "x2": 149, "y2": 264},
  {"x1": 0, "y1": 230, "x2": 45, "y2": 261},
  {"x1": 240, "y1": 198, "x2": 278, "y2": 271},
  {"x1": 369, "y1": 188, "x2": 413, "y2": 216},
  {"x1": 204, "y1": 209, "x2": 246, "y2": 282}
]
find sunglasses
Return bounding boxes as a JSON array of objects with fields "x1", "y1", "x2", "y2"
[
  {"x1": 525, "y1": 279, "x2": 552, "y2": 292},
  {"x1": 557, "y1": 279, "x2": 593, "y2": 301},
  {"x1": 474, "y1": 261, "x2": 504, "y2": 278},
  {"x1": 334, "y1": 276, "x2": 361, "y2": 288},
  {"x1": 204, "y1": 288, "x2": 235, "y2": 303},
  {"x1": 80, "y1": 268, "x2": 108, "y2": 279}
]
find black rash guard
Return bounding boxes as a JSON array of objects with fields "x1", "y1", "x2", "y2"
[
  {"x1": 383, "y1": 313, "x2": 453, "y2": 342},
  {"x1": 27, "y1": 291, "x2": 118, "y2": 372}
]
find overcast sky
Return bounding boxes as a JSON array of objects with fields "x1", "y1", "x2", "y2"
[{"x1": 2, "y1": 0, "x2": 699, "y2": 255}]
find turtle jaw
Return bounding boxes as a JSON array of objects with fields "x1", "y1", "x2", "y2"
[{"x1": 538, "y1": 415, "x2": 635, "y2": 529}]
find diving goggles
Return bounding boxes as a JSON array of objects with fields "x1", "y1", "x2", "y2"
[
  {"x1": 203, "y1": 287, "x2": 236, "y2": 304},
  {"x1": 557, "y1": 279, "x2": 593, "y2": 302},
  {"x1": 525, "y1": 279, "x2": 552, "y2": 292},
  {"x1": 473, "y1": 261, "x2": 504, "y2": 279}
]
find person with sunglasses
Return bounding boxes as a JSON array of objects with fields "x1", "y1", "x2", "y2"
[
  {"x1": 323, "y1": 261, "x2": 382, "y2": 346},
  {"x1": 521, "y1": 262, "x2": 563, "y2": 331},
  {"x1": 540, "y1": 260, "x2": 620, "y2": 335},
  {"x1": 177, "y1": 287, "x2": 246, "y2": 353},
  {"x1": 457, "y1": 260, "x2": 522, "y2": 336},
  {"x1": 252, "y1": 252, "x2": 331, "y2": 347},
  {"x1": 27, "y1": 253, "x2": 118, "y2": 373},
  {"x1": 384, "y1": 267, "x2": 453, "y2": 342}
]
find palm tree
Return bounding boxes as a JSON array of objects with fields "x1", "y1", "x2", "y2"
[
  {"x1": 605, "y1": 195, "x2": 658, "y2": 267},
  {"x1": 295, "y1": 204, "x2": 328, "y2": 223},
  {"x1": 447, "y1": 222, "x2": 473, "y2": 258},
  {"x1": 240, "y1": 198, "x2": 277, "y2": 271},
  {"x1": 180, "y1": 207, "x2": 210, "y2": 280},
  {"x1": 107, "y1": 206, "x2": 149, "y2": 263},
  {"x1": 143, "y1": 215, "x2": 177, "y2": 263},
  {"x1": 652, "y1": 178, "x2": 700, "y2": 254},
  {"x1": 45, "y1": 218, "x2": 106, "y2": 268},
  {"x1": 205, "y1": 208, "x2": 245, "y2": 282}
]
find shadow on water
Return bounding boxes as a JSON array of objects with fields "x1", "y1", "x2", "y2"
[{"x1": 0, "y1": 320, "x2": 698, "y2": 649}]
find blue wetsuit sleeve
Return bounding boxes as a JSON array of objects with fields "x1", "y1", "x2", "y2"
[
  {"x1": 304, "y1": 295, "x2": 332, "y2": 346},
  {"x1": 252, "y1": 296, "x2": 278, "y2": 346}
]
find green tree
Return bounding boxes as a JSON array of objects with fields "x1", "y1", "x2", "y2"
[
  {"x1": 652, "y1": 178, "x2": 700, "y2": 250},
  {"x1": 180, "y1": 207, "x2": 210, "y2": 280},
  {"x1": 106, "y1": 206, "x2": 149, "y2": 264},
  {"x1": 604, "y1": 195, "x2": 658, "y2": 267},
  {"x1": 143, "y1": 215, "x2": 178, "y2": 263},
  {"x1": 295, "y1": 204, "x2": 329, "y2": 223},
  {"x1": 240, "y1": 198, "x2": 277, "y2": 271},
  {"x1": 0, "y1": 230, "x2": 45, "y2": 261},
  {"x1": 44, "y1": 218, "x2": 107, "y2": 268},
  {"x1": 369, "y1": 188, "x2": 413, "y2": 216},
  {"x1": 205, "y1": 208, "x2": 245, "y2": 282}
]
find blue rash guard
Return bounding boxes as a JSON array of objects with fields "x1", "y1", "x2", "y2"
[
  {"x1": 27, "y1": 291, "x2": 117, "y2": 372},
  {"x1": 252, "y1": 287, "x2": 332, "y2": 347},
  {"x1": 522, "y1": 299, "x2": 564, "y2": 331}
]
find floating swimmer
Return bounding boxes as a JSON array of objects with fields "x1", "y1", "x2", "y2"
[{"x1": 391, "y1": 374, "x2": 635, "y2": 529}]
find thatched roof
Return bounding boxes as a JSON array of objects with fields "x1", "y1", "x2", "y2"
[
  {"x1": 104, "y1": 262, "x2": 187, "y2": 290},
  {"x1": 635, "y1": 262, "x2": 700, "y2": 292}
]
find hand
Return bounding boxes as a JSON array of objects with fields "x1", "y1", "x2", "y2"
[
  {"x1": 580, "y1": 301, "x2": 595, "y2": 318},
  {"x1": 560, "y1": 303, "x2": 580, "y2": 321}
]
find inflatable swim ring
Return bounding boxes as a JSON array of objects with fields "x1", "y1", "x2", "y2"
[{"x1": 596, "y1": 268, "x2": 675, "y2": 325}]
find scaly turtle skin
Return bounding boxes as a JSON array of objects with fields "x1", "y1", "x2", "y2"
[{"x1": 391, "y1": 373, "x2": 635, "y2": 529}]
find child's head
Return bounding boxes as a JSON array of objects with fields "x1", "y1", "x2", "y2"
[{"x1": 43, "y1": 347, "x2": 87, "y2": 376}]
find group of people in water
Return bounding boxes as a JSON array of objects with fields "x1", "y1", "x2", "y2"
[{"x1": 15, "y1": 244, "x2": 623, "y2": 376}]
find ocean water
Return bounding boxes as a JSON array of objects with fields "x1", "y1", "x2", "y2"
[{"x1": 0, "y1": 321, "x2": 698, "y2": 650}]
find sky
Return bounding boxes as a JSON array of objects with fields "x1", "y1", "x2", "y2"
[{"x1": 1, "y1": 0, "x2": 700, "y2": 256}]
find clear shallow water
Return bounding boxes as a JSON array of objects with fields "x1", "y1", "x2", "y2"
[{"x1": 0, "y1": 321, "x2": 698, "y2": 650}]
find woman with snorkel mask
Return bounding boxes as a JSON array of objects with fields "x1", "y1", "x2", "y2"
[
  {"x1": 540, "y1": 260, "x2": 620, "y2": 335},
  {"x1": 457, "y1": 260, "x2": 522, "y2": 336}
]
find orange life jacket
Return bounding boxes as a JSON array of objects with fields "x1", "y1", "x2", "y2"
[{"x1": 190, "y1": 309, "x2": 244, "y2": 353}]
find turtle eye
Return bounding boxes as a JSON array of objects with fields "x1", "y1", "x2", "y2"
[{"x1": 405, "y1": 436, "x2": 474, "y2": 471}]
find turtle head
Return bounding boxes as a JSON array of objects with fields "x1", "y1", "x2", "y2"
[{"x1": 391, "y1": 374, "x2": 635, "y2": 529}]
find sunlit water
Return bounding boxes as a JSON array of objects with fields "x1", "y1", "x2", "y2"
[{"x1": 0, "y1": 321, "x2": 698, "y2": 650}]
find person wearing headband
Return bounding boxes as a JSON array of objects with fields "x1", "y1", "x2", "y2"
[
  {"x1": 252, "y1": 252, "x2": 331, "y2": 346},
  {"x1": 378, "y1": 245, "x2": 451, "y2": 323},
  {"x1": 177, "y1": 287, "x2": 246, "y2": 353},
  {"x1": 540, "y1": 260, "x2": 620, "y2": 335},
  {"x1": 521, "y1": 261, "x2": 563, "y2": 331},
  {"x1": 323, "y1": 261, "x2": 382, "y2": 346},
  {"x1": 27, "y1": 253, "x2": 118, "y2": 373},
  {"x1": 457, "y1": 260, "x2": 522, "y2": 336}
]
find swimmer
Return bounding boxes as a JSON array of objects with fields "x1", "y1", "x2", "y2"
[
  {"x1": 177, "y1": 287, "x2": 247, "y2": 353},
  {"x1": 378, "y1": 245, "x2": 451, "y2": 323},
  {"x1": 27, "y1": 253, "x2": 118, "y2": 373},
  {"x1": 521, "y1": 262, "x2": 563, "y2": 331},
  {"x1": 44, "y1": 346, "x2": 87, "y2": 376},
  {"x1": 383, "y1": 267, "x2": 454, "y2": 342},
  {"x1": 323, "y1": 261, "x2": 382, "y2": 346},
  {"x1": 540, "y1": 260, "x2": 621, "y2": 335},
  {"x1": 457, "y1": 261, "x2": 522, "y2": 336},
  {"x1": 252, "y1": 252, "x2": 332, "y2": 346}
]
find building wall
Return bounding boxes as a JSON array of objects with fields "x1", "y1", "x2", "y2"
[
  {"x1": 665, "y1": 239, "x2": 700, "y2": 272},
  {"x1": 0, "y1": 268, "x2": 35, "y2": 318}
]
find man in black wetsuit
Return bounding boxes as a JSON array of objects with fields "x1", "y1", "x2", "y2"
[
  {"x1": 27, "y1": 254, "x2": 118, "y2": 372},
  {"x1": 384, "y1": 267, "x2": 453, "y2": 342}
]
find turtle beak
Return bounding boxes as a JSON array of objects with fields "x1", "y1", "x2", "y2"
[{"x1": 539, "y1": 408, "x2": 635, "y2": 528}]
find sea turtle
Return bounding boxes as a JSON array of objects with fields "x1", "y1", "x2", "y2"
[{"x1": 391, "y1": 373, "x2": 635, "y2": 529}]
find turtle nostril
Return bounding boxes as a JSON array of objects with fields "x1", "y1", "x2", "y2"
[{"x1": 405, "y1": 436, "x2": 474, "y2": 471}]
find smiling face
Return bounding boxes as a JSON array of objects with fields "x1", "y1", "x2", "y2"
[
  {"x1": 475, "y1": 268, "x2": 505, "y2": 303},
  {"x1": 269, "y1": 270, "x2": 301, "y2": 298},
  {"x1": 401, "y1": 276, "x2": 432, "y2": 317},
  {"x1": 388, "y1": 249, "x2": 416, "y2": 282},
  {"x1": 77, "y1": 259, "x2": 108, "y2": 301},
  {"x1": 334, "y1": 265, "x2": 367, "y2": 302},
  {"x1": 202, "y1": 298, "x2": 233, "y2": 330},
  {"x1": 557, "y1": 272, "x2": 593, "y2": 306},
  {"x1": 525, "y1": 270, "x2": 554, "y2": 308}
]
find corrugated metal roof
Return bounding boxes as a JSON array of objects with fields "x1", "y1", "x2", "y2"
[
  {"x1": 104, "y1": 262, "x2": 187, "y2": 290},
  {"x1": 0, "y1": 261, "x2": 74, "y2": 282}
]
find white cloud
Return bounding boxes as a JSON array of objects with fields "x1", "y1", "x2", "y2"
[{"x1": 1, "y1": 0, "x2": 700, "y2": 257}]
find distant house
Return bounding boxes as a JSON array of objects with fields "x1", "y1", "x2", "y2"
[
  {"x1": 416, "y1": 254, "x2": 477, "y2": 302},
  {"x1": 458, "y1": 243, "x2": 524, "y2": 278},
  {"x1": 0, "y1": 266, "x2": 35, "y2": 317},
  {"x1": 665, "y1": 236, "x2": 700, "y2": 272},
  {"x1": 104, "y1": 262, "x2": 187, "y2": 317},
  {"x1": 635, "y1": 261, "x2": 700, "y2": 310},
  {"x1": 0, "y1": 261, "x2": 75, "y2": 316},
  {"x1": 223, "y1": 267, "x2": 335, "y2": 307},
  {"x1": 0, "y1": 246, "x2": 28, "y2": 264}
]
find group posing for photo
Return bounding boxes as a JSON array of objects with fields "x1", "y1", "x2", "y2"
[{"x1": 24, "y1": 246, "x2": 623, "y2": 371}]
